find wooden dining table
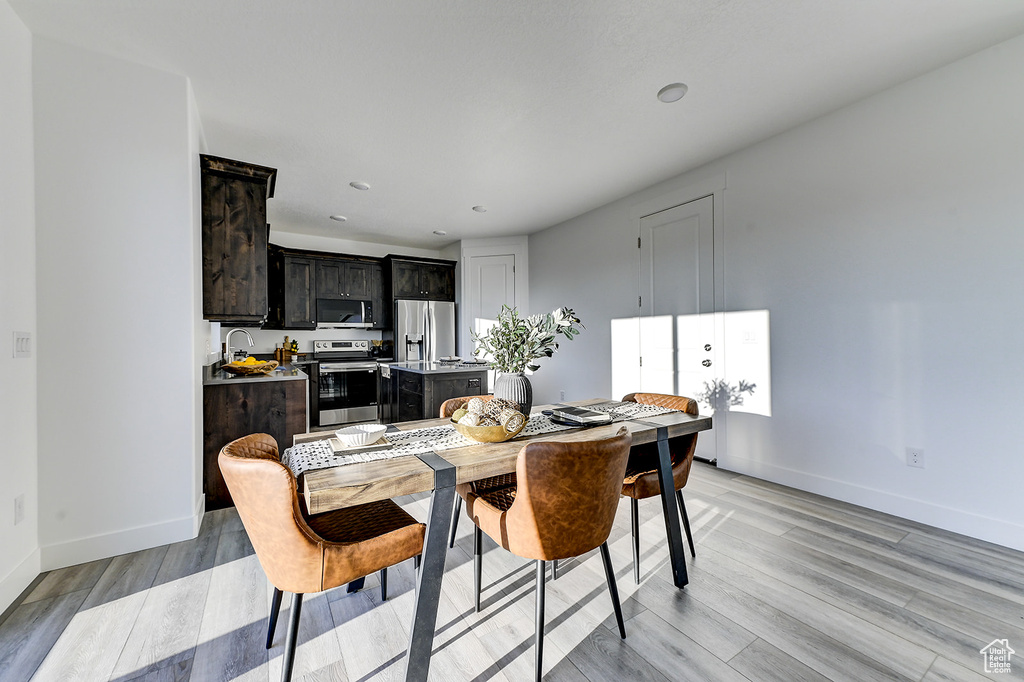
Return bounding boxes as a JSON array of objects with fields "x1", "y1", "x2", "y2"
[{"x1": 293, "y1": 398, "x2": 712, "y2": 682}]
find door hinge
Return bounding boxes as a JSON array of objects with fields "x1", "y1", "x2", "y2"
[
  {"x1": 637, "y1": 237, "x2": 641, "y2": 248},
  {"x1": 638, "y1": 295, "x2": 642, "y2": 308},
  {"x1": 639, "y1": 356, "x2": 643, "y2": 367}
]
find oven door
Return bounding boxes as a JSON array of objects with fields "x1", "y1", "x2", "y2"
[{"x1": 318, "y1": 361, "x2": 379, "y2": 426}]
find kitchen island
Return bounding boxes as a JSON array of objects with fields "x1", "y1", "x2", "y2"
[
  {"x1": 203, "y1": 363, "x2": 308, "y2": 509},
  {"x1": 381, "y1": 361, "x2": 489, "y2": 423}
]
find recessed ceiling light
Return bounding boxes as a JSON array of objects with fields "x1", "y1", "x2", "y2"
[
  {"x1": 329, "y1": 215, "x2": 347, "y2": 222},
  {"x1": 657, "y1": 83, "x2": 688, "y2": 103},
  {"x1": 472, "y1": 206, "x2": 487, "y2": 213},
  {"x1": 433, "y1": 230, "x2": 447, "y2": 236},
  {"x1": 349, "y1": 181, "x2": 371, "y2": 191}
]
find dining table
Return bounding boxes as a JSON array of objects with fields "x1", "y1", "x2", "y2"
[{"x1": 290, "y1": 398, "x2": 712, "y2": 682}]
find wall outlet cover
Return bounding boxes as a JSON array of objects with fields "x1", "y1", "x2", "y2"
[{"x1": 906, "y1": 447, "x2": 924, "y2": 468}]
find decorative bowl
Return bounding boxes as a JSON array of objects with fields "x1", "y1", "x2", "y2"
[
  {"x1": 451, "y1": 417, "x2": 526, "y2": 443},
  {"x1": 222, "y1": 360, "x2": 279, "y2": 375},
  {"x1": 336, "y1": 423, "x2": 388, "y2": 448}
]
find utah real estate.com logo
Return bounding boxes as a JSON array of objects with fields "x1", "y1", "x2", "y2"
[{"x1": 980, "y1": 639, "x2": 1014, "y2": 674}]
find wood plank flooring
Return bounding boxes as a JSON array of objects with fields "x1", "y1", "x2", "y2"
[{"x1": 2, "y1": 464, "x2": 1023, "y2": 681}]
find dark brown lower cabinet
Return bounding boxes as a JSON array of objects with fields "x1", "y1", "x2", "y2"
[
  {"x1": 203, "y1": 379, "x2": 307, "y2": 509},
  {"x1": 392, "y1": 369, "x2": 487, "y2": 422}
]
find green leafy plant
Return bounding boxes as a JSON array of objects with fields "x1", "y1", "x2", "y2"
[
  {"x1": 696, "y1": 379, "x2": 756, "y2": 412},
  {"x1": 471, "y1": 305, "x2": 583, "y2": 373}
]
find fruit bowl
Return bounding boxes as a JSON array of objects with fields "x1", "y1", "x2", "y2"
[
  {"x1": 335, "y1": 423, "x2": 388, "y2": 448},
  {"x1": 451, "y1": 417, "x2": 526, "y2": 443},
  {"x1": 221, "y1": 360, "x2": 279, "y2": 375}
]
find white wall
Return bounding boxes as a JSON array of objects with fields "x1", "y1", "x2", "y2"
[
  {"x1": 0, "y1": 0, "x2": 40, "y2": 611},
  {"x1": 34, "y1": 38, "x2": 200, "y2": 569},
  {"x1": 530, "y1": 34, "x2": 1024, "y2": 550}
]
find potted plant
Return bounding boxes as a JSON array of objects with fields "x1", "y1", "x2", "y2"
[{"x1": 471, "y1": 305, "x2": 583, "y2": 414}]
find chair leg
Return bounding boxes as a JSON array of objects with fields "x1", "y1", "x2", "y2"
[
  {"x1": 380, "y1": 567, "x2": 388, "y2": 602},
  {"x1": 630, "y1": 497, "x2": 640, "y2": 584},
  {"x1": 474, "y1": 525, "x2": 483, "y2": 612},
  {"x1": 535, "y1": 559, "x2": 546, "y2": 682},
  {"x1": 414, "y1": 554, "x2": 422, "y2": 571},
  {"x1": 599, "y1": 542, "x2": 626, "y2": 639},
  {"x1": 551, "y1": 558, "x2": 558, "y2": 580},
  {"x1": 267, "y1": 586, "x2": 283, "y2": 649},
  {"x1": 677, "y1": 489, "x2": 696, "y2": 558},
  {"x1": 449, "y1": 495, "x2": 462, "y2": 548},
  {"x1": 281, "y1": 592, "x2": 304, "y2": 682}
]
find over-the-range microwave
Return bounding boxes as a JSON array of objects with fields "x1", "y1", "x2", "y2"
[{"x1": 316, "y1": 298, "x2": 373, "y2": 328}]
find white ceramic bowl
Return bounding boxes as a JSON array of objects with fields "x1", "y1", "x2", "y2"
[{"x1": 335, "y1": 423, "x2": 388, "y2": 448}]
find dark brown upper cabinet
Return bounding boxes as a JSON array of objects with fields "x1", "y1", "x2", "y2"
[
  {"x1": 386, "y1": 256, "x2": 456, "y2": 301},
  {"x1": 267, "y1": 246, "x2": 316, "y2": 330},
  {"x1": 316, "y1": 259, "x2": 372, "y2": 299},
  {"x1": 200, "y1": 154, "x2": 277, "y2": 323}
]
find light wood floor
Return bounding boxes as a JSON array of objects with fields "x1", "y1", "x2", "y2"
[{"x1": 2, "y1": 464, "x2": 1023, "y2": 681}]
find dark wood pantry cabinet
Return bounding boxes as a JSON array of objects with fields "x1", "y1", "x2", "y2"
[{"x1": 200, "y1": 154, "x2": 277, "y2": 323}]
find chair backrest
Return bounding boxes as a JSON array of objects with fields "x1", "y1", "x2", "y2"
[
  {"x1": 218, "y1": 433, "x2": 325, "y2": 593},
  {"x1": 503, "y1": 427, "x2": 632, "y2": 561},
  {"x1": 439, "y1": 394, "x2": 495, "y2": 418},
  {"x1": 622, "y1": 392, "x2": 698, "y2": 416},
  {"x1": 622, "y1": 392, "x2": 699, "y2": 473}
]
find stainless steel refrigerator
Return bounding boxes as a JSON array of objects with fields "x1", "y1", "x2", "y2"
[{"x1": 394, "y1": 300, "x2": 456, "y2": 362}]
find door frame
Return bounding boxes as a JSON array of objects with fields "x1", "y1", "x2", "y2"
[
  {"x1": 629, "y1": 173, "x2": 727, "y2": 463},
  {"x1": 459, "y1": 236, "x2": 529, "y2": 358}
]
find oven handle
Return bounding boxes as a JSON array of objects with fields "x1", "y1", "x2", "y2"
[{"x1": 319, "y1": 362, "x2": 379, "y2": 373}]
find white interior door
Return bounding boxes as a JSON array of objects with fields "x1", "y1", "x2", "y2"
[
  {"x1": 639, "y1": 195, "x2": 717, "y2": 460},
  {"x1": 467, "y1": 253, "x2": 516, "y2": 354}
]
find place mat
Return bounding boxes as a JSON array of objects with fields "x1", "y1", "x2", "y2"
[{"x1": 282, "y1": 401, "x2": 680, "y2": 478}]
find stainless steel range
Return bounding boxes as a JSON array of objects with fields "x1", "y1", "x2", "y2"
[{"x1": 313, "y1": 340, "x2": 379, "y2": 426}]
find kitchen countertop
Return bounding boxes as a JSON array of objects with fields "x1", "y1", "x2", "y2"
[
  {"x1": 382, "y1": 360, "x2": 491, "y2": 375},
  {"x1": 202, "y1": 362, "x2": 308, "y2": 386}
]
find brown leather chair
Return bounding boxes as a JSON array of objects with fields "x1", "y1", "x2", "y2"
[
  {"x1": 620, "y1": 392, "x2": 699, "y2": 583},
  {"x1": 218, "y1": 433, "x2": 425, "y2": 682},
  {"x1": 440, "y1": 395, "x2": 517, "y2": 548},
  {"x1": 464, "y1": 428, "x2": 632, "y2": 682}
]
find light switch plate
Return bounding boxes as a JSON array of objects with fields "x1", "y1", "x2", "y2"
[{"x1": 13, "y1": 331, "x2": 31, "y2": 358}]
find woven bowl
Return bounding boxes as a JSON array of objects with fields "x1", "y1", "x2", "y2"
[
  {"x1": 221, "y1": 360, "x2": 279, "y2": 375},
  {"x1": 451, "y1": 417, "x2": 526, "y2": 443}
]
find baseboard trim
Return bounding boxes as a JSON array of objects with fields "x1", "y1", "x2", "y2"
[
  {"x1": 719, "y1": 454, "x2": 1024, "y2": 553},
  {"x1": 0, "y1": 548, "x2": 42, "y2": 617},
  {"x1": 40, "y1": 506, "x2": 205, "y2": 572},
  {"x1": 192, "y1": 494, "x2": 206, "y2": 536}
]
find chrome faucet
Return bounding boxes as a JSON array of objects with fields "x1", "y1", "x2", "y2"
[{"x1": 225, "y1": 328, "x2": 254, "y2": 363}]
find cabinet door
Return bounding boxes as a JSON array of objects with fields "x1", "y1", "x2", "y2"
[
  {"x1": 201, "y1": 173, "x2": 269, "y2": 321},
  {"x1": 284, "y1": 257, "x2": 316, "y2": 329},
  {"x1": 344, "y1": 261, "x2": 372, "y2": 298},
  {"x1": 392, "y1": 260, "x2": 423, "y2": 299},
  {"x1": 316, "y1": 260, "x2": 344, "y2": 299},
  {"x1": 370, "y1": 262, "x2": 388, "y2": 329},
  {"x1": 421, "y1": 263, "x2": 455, "y2": 301}
]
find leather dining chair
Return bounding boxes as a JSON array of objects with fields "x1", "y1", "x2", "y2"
[
  {"x1": 218, "y1": 433, "x2": 425, "y2": 682},
  {"x1": 463, "y1": 428, "x2": 632, "y2": 681},
  {"x1": 440, "y1": 395, "x2": 518, "y2": 548},
  {"x1": 620, "y1": 392, "x2": 699, "y2": 583}
]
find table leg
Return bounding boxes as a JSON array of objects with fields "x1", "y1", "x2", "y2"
[
  {"x1": 653, "y1": 425, "x2": 689, "y2": 588},
  {"x1": 404, "y1": 451, "x2": 456, "y2": 682}
]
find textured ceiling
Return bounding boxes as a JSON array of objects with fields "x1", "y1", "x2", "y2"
[{"x1": 11, "y1": 1, "x2": 1024, "y2": 249}]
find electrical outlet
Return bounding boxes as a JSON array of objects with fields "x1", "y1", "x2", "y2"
[
  {"x1": 14, "y1": 494, "x2": 25, "y2": 525},
  {"x1": 559, "y1": 390, "x2": 566, "y2": 401},
  {"x1": 906, "y1": 447, "x2": 924, "y2": 468}
]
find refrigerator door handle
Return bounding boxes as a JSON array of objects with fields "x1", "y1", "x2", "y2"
[{"x1": 425, "y1": 304, "x2": 433, "y2": 362}]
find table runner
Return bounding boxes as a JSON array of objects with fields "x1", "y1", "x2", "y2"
[{"x1": 282, "y1": 400, "x2": 679, "y2": 478}]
